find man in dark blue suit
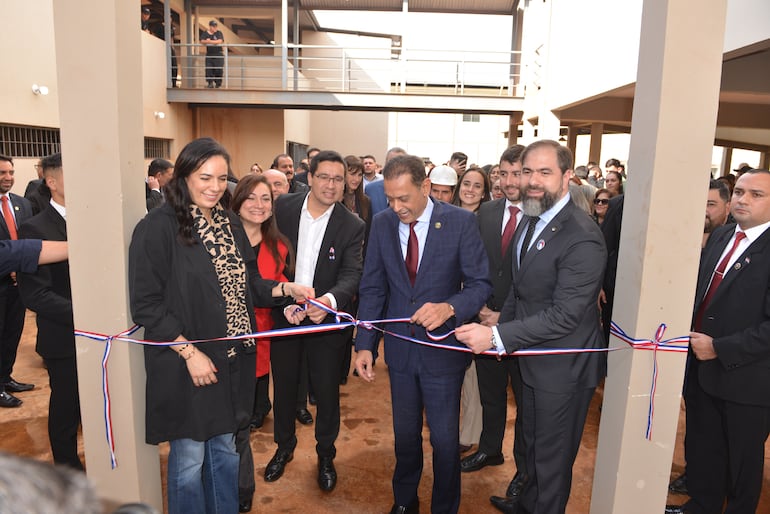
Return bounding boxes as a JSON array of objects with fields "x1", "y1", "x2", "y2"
[
  {"x1": 355, "y1": 154, "x2": 491, "y2": 514},
  {"x1": 0, "y1": 154, "x2": 35, "y2": 408}
]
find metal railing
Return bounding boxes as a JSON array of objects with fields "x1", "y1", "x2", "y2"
[{"x1": 169, "y1": 43, "x2": 523, "y2": 97}]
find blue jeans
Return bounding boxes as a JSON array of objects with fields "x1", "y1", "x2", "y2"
[{"x1": 167, "y1": 433, "x2": 239, "y2": 514}]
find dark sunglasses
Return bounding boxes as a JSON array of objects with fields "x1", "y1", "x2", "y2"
[{"x1": 593, "y1": 198, "x2": 609, "y2": 205}]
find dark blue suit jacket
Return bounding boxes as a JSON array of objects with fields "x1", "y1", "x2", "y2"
[
  {"x1": 356, "y1": 199, "x2": 491, "y2": 374},
  {"x1": 364, "y1": 179, "x2": 388, "y2": 216}
]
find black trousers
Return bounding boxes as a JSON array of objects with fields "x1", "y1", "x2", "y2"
[
  {"x1": 43, "y1": 356, "x2": 83, "y2": 470},
  {"x1": 0, "y1": 283, "x2": 26, "y2": 383},
  {"x1": 519, "y1": 383, "x2": 595, "y2": 514},
  {"x1": 205, "y1": 55, "x2": 223, "y2": 86},
  {"x1": 475, "y1": 354, "x2": 526, "y2": 472},
  {"x1": 271, "y1": 330, "x2": 345, "y2": 458},
  {"x1": 684, "y1": 372, "x2": 770, "y2": 514}
]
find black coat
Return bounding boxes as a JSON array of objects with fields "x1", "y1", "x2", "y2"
[
  {"x1": 17, "y1": 206, "x2": 73, "y2": 359},
  {"x1": 128, "y1": 204, "x2": 277, "y2": 443}
]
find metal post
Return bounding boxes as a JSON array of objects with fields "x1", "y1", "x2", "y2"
[{"x1": 281, "y1": 0, "x2": 288, "y2": 90}]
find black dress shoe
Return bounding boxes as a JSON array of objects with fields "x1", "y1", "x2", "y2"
[
  {"x1": 665, "y1": 505, "x2": 691, "y2": 514},
  {"x1": 3, "y1": 379, "x2": 34, "y2": 393},
  {"x1": 317, "y1": 456, "x2": 337, "y2": 491},
  {"x1": 249, "y1": 412, "x2": 265, "y2": 431},
  {"x1": 296, "y1": 408, "x2": 313, "y2": 425},
  {"x1": 0, "y1": 390, "x2": 22, "y2": 408},
  {"x1": 458, "y1": 443, "x2": 473, "y2": 453},
  {"x1": 264, "y1": 449, "x2": 293, "y2": 482},
  {"x1": 668, "y1": 472, "x2": 688, "y2": 495},
  {"x1": 389, "y1": 497, "x2": 419, "y2": 514},
  {"x1": 460, "y1": 451, "x2": 504, "y2": 472},
  {"x1": 238, "y1": 498, "x2": 252, "y2": 512},
  {"x1": 490, "y1": 495, "x2": 520, "y2": 514},
  {"x1": 506, "y1": 472, "x2": 529, "y2": 498}
]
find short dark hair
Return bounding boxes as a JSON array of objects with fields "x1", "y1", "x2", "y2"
[
  {"x1": 450, "y1": 151, "x2": 468, "y2": 164},
  {"x1": 521, "y1": 140, "x2": 573, "y2": 173},
  {"x1": 0, "y1": 155, "x2": 12, "y2": 165},
  {"x1": 574, "y1": 165, "x2": 589, "y2": 179},
  {"x1": 742, "y1": 168, "x2": 770, "y2": 178},
  {"x1": 41, "y1": 153, "x2": 63, "y2": 173},
  {"x1": 383, "y1": 154, "x2": 425, "y2": 187},
  {"x1": 307, "y1": 147, "x2": 320, "y2": 158},
  {"x1": 271, "y1": 154, "x2": 291, "y2": 169},
  {"x1": 500, "y1": 145, "x2": 525, "y2": 166},
  {"x1": 309, "y1": 150, "x2": 346, "y2": 175},
  {"x1": 148, "y1": 158, "x2": 173, "y2": 177},
  {"x1": 605, "y1": 158, "x2": 622, "y2": 169},
  {"x1": 708, "y1": 178, "x2": 730, "y2": 203},
  {"x1": 362, "y1": 154, "x2": 376, "y2": 162}
]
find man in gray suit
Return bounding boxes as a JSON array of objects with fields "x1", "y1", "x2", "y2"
[{"x1": 457, "y1": 140, "x2": 607, "y2": 514}]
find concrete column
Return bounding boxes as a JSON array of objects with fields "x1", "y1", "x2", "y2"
[
  {"x1": 508, "y1": 112, "x2": 523, "y2": 146},
  {"x1": 52, "y1": 0, "x2": 161, "y2": 509},
  {"x1": 720, "y1": 147, "x2": 733, "y2": 177},
  {"x1": 567, "y1": 124, "x2": 578, "y2": 156},
  {"x1": 760, "y1": 151, "x2": 769, "y2": 169},
  {"x1": 589, "y1": 122, "x2": 604, "y2": 164},
  {"x1": 591, "y1": 1, "x2": 727, "y2": 513}
]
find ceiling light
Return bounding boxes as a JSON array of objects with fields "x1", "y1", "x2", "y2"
[{"x1": 32, "y1": 84, "x2": 49, "y2": 96}]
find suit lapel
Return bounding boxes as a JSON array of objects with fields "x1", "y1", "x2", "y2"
[
  {"x1": 517, "y1": 202, "x2": 573, "y2": 274},
  {"x1": 695, "y1": 229, "x2": 732, "y2": 305},
  {"x1": 709, "y1": 227, "x2": 770, "y2": 306},
  {"x1": 314, "y1": 203, "x2": 342, "y2": 278},
  {"x1": 415, "y1": 200, "x2": 444, "y2": 288}
]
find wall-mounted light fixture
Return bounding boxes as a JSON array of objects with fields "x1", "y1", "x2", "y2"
[
  {"x1": 32, "y1": 84, "x2": 49, "y2": 96},
  {"x1": 154, "y1": 111, "x2": 166, "y2": 119}
]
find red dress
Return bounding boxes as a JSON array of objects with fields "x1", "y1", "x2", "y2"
[{"x1": 254, "y1": 240, "x2": 288, "y2": 377}]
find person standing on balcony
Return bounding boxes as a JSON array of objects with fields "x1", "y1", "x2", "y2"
[{"x1": 201, "y1": 20, "x2": 224, "y2": 88}]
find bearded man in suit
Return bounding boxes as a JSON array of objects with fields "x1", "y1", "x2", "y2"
[{"x1": 457, "y1": 140, "x2": 607, "y2": 514}]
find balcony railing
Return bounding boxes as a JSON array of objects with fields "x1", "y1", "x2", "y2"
[{"x1": 169, "y1": 43, "x2": 524, "y2": 97}]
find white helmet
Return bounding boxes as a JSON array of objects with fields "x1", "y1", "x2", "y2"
[{"x1": 429, "y1": 165, "x2": 458, "y2": 186}]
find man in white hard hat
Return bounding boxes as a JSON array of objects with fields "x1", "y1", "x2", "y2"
[{"x1": 429, "y1": 165, "x2": 458, "y2": 203}]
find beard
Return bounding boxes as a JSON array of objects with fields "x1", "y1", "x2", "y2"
[{"x1": 522, "y1": 186, "x2": 560, "y2": 216}]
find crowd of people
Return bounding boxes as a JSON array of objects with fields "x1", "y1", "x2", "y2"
[{"x1": 2, "y1": 139, "x2": 769, "y2": 514}]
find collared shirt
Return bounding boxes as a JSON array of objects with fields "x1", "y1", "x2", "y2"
[
  {"x1": 294, "y1": 193, "x2": 337, "y2": 308},
  {"x1": 492, "y1": 192, "x2": 571, "y2": 354},
  {"x1": 1, "y1": 193, "x2": 18, "y2": 224},
  {"x1": 718, "y1": 220, "x2": 770, "y2": 275},
  {"x1": 363, "y1": 174, "x2": 383, "y2": 189},
  {"x1": 501, "y1": 199, "x2": 524, "y2": 235},
  {"x1": 50, "y1": 199, "x2": 66, "y2": 220},
  {"x1": 398, "y1": 197, "x2": 435, "y2": 272}
]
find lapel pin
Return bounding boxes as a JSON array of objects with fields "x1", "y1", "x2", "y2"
[
  {"x1": 745, "y1": 257, "x2": 751, "y2": 264},
  {"x1": 14, "y1": 206, "x2": 19, "y2": 211},
  {"x1": 734, "y1": 262, "x2": 741, "y2": 270},
  {"x1": 550, "y1": 226, "x2": 556, "y2": 232},
  {"x1": 536, "y1": 239, "x2": 546, "y2": 251},
  {"x1": 435, "y1": 222, "x2": 442, "y2": 229},
  {"x1": 329, "y1": 246, "x2": 335, "y2": 261}
]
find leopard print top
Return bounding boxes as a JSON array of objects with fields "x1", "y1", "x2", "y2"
[{"x1": 191, "y1": 203, "x2": 254, "y2": 357}]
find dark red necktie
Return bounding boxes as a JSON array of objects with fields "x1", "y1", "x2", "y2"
[
  {"x1": 694, "y1": 231, "x2": 746, "y2": 330},
  {"x1": 500, "y1": 205, "x2": 520, "y2": 257},
  {"x1": 1, "y1": 196, "x2": 17, "y2": 240},
  {"x1": 405, "y1": 221, "x2": 418, "y2": 285}
]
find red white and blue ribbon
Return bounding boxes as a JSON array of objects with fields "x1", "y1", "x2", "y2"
[{"x1": 76, "y1": 299, "x2": 689, "y2": 466}]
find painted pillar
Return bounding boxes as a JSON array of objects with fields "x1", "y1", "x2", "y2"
[{"x1": 591, "y1": 1, "x2": 728, "y2": 513}]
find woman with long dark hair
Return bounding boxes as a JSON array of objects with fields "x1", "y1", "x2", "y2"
[
  {"x1": 452, "y1": 167, "x2": 491, "y2": 213},
  {"x1": 128, "y1": 137, "x2": 311, "y2": 514}
]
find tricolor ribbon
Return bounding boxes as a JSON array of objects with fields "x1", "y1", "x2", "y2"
[{"x1": 77, "y1": 299, "x2": 689, "y2": 467}]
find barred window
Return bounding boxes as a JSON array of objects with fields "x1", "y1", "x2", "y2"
[
  {"x1": 144, "y1": 137, "x2": 171, "y2": 159},
  {"x1": 462, "y1": 114, "x2": 480, "y2": 122},
  {"x1": 0, "y1": 124, "x2": 61, "y2": 158}
]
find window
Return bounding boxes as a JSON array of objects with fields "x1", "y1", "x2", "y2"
[
  {"x1": 462, "y1": 114, "x2": 480, "y2": 123},
  {"x1": 144, "y1": 137, "x2": 171, "y2": 159},
  {"x1": 0, "y1": 124, "x2": 61, "y2": 158}
]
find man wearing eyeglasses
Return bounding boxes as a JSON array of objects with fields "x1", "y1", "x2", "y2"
[{"x1": 267, "y1": 150, "x2": 365, "y2": 494}]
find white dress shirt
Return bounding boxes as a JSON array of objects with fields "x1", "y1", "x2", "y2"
[{"x1": 294, "y1": 194, "x2": 337, "y2": 308}]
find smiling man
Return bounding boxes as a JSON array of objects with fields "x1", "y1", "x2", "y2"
[
  {"x1": 456, "y1": 140, "x2": 607, "y2": 514},
  {"x1": 667, "y1": 168, "x2": 770, "y2": 514},
  {"x1": 268, "y1": 150, "x2": 364, "y2": 494},
  {"x1": 355, "y1": 154, "x2": 490, "y2": 514}
]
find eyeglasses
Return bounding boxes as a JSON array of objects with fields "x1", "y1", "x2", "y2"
[
  {"x1": 314, "y1": 174, "x2": 345, "y2": 185},
  {"x1": 593, "y1": 198, "x2": 609, "y2": 205}
]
